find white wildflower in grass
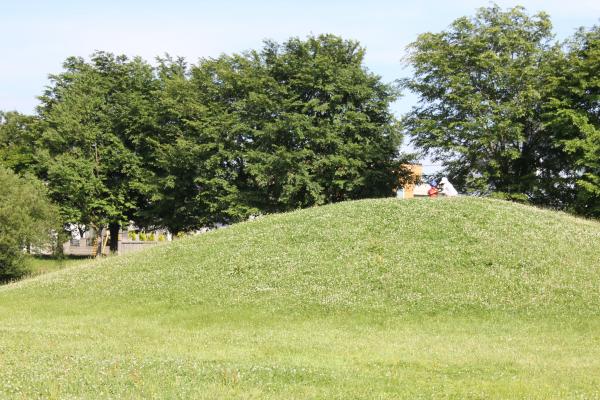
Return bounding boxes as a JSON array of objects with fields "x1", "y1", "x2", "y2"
[{"x1": 0, "y1": 197, "x2": 599, "y2": 397}]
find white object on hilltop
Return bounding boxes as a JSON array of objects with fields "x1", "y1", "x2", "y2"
[{"x1": 440, "y1": 177, "x2": 458, "y2": 196}]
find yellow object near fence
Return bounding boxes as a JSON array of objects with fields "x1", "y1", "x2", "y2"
[{"x1": 398, "y1": 164, "x2": 423, "y2": 199}]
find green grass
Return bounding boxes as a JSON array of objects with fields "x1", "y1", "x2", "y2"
[
  {"x1": 1, "y1": 197, "x2": 599, "y2": 399},
  {"x1": 22, "y1": 255, "x2": 89, "y2": 277}
]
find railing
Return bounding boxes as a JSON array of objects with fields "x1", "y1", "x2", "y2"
[{"x1": 65, "y1": 231, "x2": 168, "y2": 256}]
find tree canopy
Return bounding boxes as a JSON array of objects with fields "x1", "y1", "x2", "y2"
[
  {"x1": 0, "y1": 111, "x2": 40, "y2": 175},
  {"x1": 1, "y1": 35, "x2": 405, "y2": 237},
  {"x1": 543, "y1": 26, "x2": 600, "y2": 217},
  {"x1": 2, "y1": 17, "x2": 597, "y2": 242},
  {"x1": 403, "y1": 5, "x2": 600, "y2": 216},
  {"x1": 403, "y1": 5, "x2": 556, "y2": 200},
  {"x1": 35, "y1": 53, "x2": 158, "y2": 235},
  {"x1": 146, "y1": 36, "x2": 403, "y2": 232}
]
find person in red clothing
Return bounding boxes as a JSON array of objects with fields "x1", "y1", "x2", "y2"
[{"x1": 427, "y1": 180, "x2": 439, "y2": 197}]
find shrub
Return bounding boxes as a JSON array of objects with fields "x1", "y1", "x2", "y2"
[
  {"x1": 148, "y1": 232, "x2": 155, "y2": 241},
  {"x1": 0, "y1": 167, "x2": 59, "y2": 282},
  {"x1": 139, "y1": 232, "x2": 147, "y2": 241},
  {"x1": 158, "y1": 234, "x2": 166, "y2": 242}
]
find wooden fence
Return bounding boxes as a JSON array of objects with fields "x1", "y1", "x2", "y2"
[{"x1": 63, "y1": 232, "x2": 165, "y2": 257}]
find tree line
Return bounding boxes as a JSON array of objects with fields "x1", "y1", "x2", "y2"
[
  {"x1": 1, "y1": 6, "x2": 598, "y2": 279},
  {"x1": 0, "y1": 34, "x2": 406, "y2": 277}
]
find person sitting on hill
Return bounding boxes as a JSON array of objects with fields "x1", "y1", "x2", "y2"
[
  {"x1": 427, "y1": 181, "x2": 439, "y2": 198},
  {"x1": 439, "y1": 177, "x2": 458, "y2": 197}
]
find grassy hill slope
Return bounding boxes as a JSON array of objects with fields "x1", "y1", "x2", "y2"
[{"x1": 1, "y1": 197, "x2": 599, "y2": 399}]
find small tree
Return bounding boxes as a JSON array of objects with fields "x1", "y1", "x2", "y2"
[{"x1": 0, "y1": 167, "x2": 59, "y2": 281}]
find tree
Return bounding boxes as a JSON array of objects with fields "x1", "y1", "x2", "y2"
[
  {"x1": 0, "y1": 111, "x2": 40, "y2": 175},
  {"x1": 36, "y1": 52, "x2": 159, "y2": 249},
  {"x1": 144, "y1": 36, "x2": 405, "y2": 232},
  {"x1": 194, "y1": 35, "x2": 404, "y2": 213},
  {"x1": 6, "y1": 37, "x2": 405, "y2": 237},
  {"x1": 0, "y1": 166, "x2": 59, "y2": 281},
  {"x1": 138, "y1": 56, "x2": 254, "y2": 234},
  {"x1": 543, "y1": 26, "x2": 600, "y2": 217},
  {"x1": 403, "y1": 5, "x2": 557, "y2": 201}
]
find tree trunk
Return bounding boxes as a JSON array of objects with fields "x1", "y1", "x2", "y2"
[{"x1": 109, "y1": 222, "x2": 121, "y2": 253}]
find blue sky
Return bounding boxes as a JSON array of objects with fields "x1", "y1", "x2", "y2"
[
  {"x1": 1, "y1": 0, "x2": 598, "y2": 169},
  {"x1": 2, "y1": 0, "x2": 598, "y2": 114}
]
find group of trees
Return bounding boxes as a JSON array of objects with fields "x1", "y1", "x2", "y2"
[
  {"x1": 403, "y1": 5, "x2": 599, "y2": 217},
  {"x1": 1, "y1": 6, "x2": 599, "y2": 280},
  {"x1": 0, "y1": 35, "x2": 405, "y2": 277}
]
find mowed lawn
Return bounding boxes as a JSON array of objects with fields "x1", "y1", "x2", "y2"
[{"x1": 1, "y1": 197, "x2": 599, "y2": 399}]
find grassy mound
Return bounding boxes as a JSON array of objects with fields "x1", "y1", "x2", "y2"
[{"x1": 1, "y1": 197, "x2": 599, "y2": 398}]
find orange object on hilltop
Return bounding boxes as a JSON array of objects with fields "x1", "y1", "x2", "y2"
[
  {"x1": 397, "y1": 164, "x2": 423, "y2": 199},
  {"x1": 427, "y1": 186, "x2": 439, "y2": 197}
]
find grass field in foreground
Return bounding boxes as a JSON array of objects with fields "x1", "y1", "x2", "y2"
[{"x1": 1, "y1": 197, "x2": 599, "y2": 399}]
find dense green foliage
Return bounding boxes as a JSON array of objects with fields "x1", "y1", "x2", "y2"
[
  {"x1": 0, "y1": 167, "x2": 59, "y2": 281},
  {"x1": 3, "y1": 16, "x2": 598, "y2": 229},
  {"x1": 0, "y1": 35, "x2": 404, "y2": 236},
  {"x1": 1, "y1": 198, "x2": 599, "y2": 397},
  {"x1": 544, "y1": 26, "x2": 600, "y2": 216},
  {"x1": 0, "y1": 111, "x2": 39, "y2": 174},
  {"x1": 403, "y1": 5, "x2": 599, "y2": 216},
  {"x1": 143, "y1": 56, "x2": 246, "y2": 233},
  {"x1": 36, "y1": 53, "x2": 157, "y2": 236},
  {"x1": 403, "y1": 5, "x2": 555, "y2": 199},
  {"x1": 147, "y1": 36, "x2": 403, "y2": 232}
]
